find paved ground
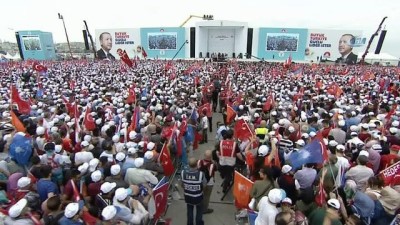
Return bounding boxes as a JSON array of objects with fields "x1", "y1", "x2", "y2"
[{"x1": 164, "y1": 112, "x2": 240, "y2": 225}]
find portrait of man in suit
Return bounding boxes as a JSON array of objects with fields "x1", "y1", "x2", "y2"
[
  {"x1": 97, "y1": 32, "x2": 115, "y2": 60},
  {"x1": 335, "y1": 34, "x2": 358, "y2": 65}
]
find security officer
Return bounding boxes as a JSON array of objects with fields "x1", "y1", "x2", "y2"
[
  {"x1": 217, "y1": 129, "x2": 243, "y2": 193},
  {"x1": 255, "y1": 120, "x2": 269, "y2": 146},
  {"x1": 181, "y1": 157, "x2": 206, "y2": 225}
]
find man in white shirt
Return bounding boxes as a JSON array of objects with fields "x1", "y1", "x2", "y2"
[
  {"x1": 124, "y1": 158, "x2": 158, "y2": 186},
  {"x1": 200, "y1": 110, "x2": 209, "y2": 144},
  {"x1": 255, "y1": 188, "x2": 284, "y2": 225}
]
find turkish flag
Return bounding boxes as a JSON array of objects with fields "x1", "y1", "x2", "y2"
[
  {"x1": 11, "y1": 85, "x2": 31, "y2": 115},
  {"x1": 83, "y1": 106, "x2": 96, "y2": 131},
  {"x1": 153, "y1": 182, "x2": 169, "y2": 220},
  {"x1": 233, "y1": 171, "x2": 254, "y2": 209},
  {"x1": 315, "y1": 132, "x2": 329, "y2": 163},
  {"x1": 226, "y1": 105, "x2": 236, "y2": 124},
  {"x1": 234, "y1": 119, "x2": 253, "y2": 141},
  {"x1": 126, "y1": 87, "x2": 136, "y2": 104},
  {"x1": 263, "y1": 95, "x2": 273, "y2": 111},
  {"x1": 159, "y1": 143, "x2": 174, "y2": 176},
  {"x1": 117, "y1": 49, "x2": 133, "y2": 67},
  {"x1": 198, "y1": 103, "x2": 211, "y2": 117},
  {"x1": 32, "y1": 62, "x2": 47, "y2": 72}
]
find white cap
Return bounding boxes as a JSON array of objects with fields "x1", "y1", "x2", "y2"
[
  {"x1": 64, "y1": 202, "x2": 80, "y2": 218},
  {"x1": 361, "y1": 123, "x2": 369, "y2": 129},
  {"x1": 268, "y1": 188, "x2": 284, "y2": 204},
  {"x1": 81, "y1": 141, "x2": 90, "y2": 147},
  {"x1": 91, "y1": 170, "x2": 102, "y2": 182},
  {"x1": 350, "y1": 125, "x2": 358, "y2": 132},
  {"x1": 115, "y1": 188, "x2": 129, "y2": 201},
  {"x1": 55, "y1": 145, "x2": 63, "y2": 153},
  {"x1": 350, "y1": 132, "x2": 358, "y2": 136},
  {"x1": 392, "y1": 121, "x2": 400, "y2": 127},
  {"x1": 288, "y1": 126, "x2": 295, "y2": 133},
  {"x1": 110, "y1": 164, "x2": 121, "y2": 176},
  {"x1": 390, "y1": 127, "x2": 398, "y2": 134},
  {"x1": 338, "y1": 120, "x2": 345, "y2": 127},
  {"x1": 359, "y1": 150, "x2": 370, "y2": 157},
  {"x1": 258, "y1": 145, "x2": 269, "y2": 156},
  {"x1": 281, "y1": 165, "x2": 292, "y2": 174},
  {"x1": 102, "y1": 205, "x2": 117, "y2": 221},
  {"x1": 84, "y1": 135, "x2": 92, "y2": 142},
  {"x1": 328, "y1": 140, "x2": 338, "y2": 147},
  {"x1": 78, "y1": 162, "x2": 89, "y2": 174},
  {"x1": 8, "y1": 198, "x2": 28, "y2": 218},
  {"x1": 336, "y1": 144, "x2": 345, "y2": 151},
  {"x1": 129, "y1": 131, "x2": 137, "y2": 140},
  {"x1": 112, "y1": 135, "x2": 120, "y2": 143},
  {"x1": 17, "y1": 177, "x2": 31, "y2": 188},
  {"x1": 134, "y1": 158, "x2": 144, "y2": 168},
  {"x1": 295, "y1": 139, "x2": 305, "y2": 147},
  {"x1": 89, "y1": 158, "x2": 100, "y2": 172},
  {"x1": 128, "y1": 147, "x2": 137, "y2": 155},
  {"x1": 282, "y1": 197, "x2": 292, "y2": 205},
  {"x1": 147, "y1": 142, "x2": 155, "y2": 150},
  {"x1": 327, "y1": 199, "x2": 340, "y2": 210},
  {"x1": 115, "y1": 152, "x2": 126, "y2": 162},
  {"x1": 36, "y1": 126, "x2": 45, "y2": 135},
  {"x1": 144, "y1": 151, "x2": 154, "y2": 160},
  {"x1": 100, "y1": 182, "x2": 117, "y2": 194},
  {"x1": 309, "y1": 132, "x2": 316, "y2": 137}
]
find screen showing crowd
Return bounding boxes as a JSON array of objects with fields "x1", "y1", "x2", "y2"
[
  {"x1": 266, "y1": 33, "x2": 299, "y2": 52},
  {"x1": 148, "y1": 32, "x2": 177, "y2": 50}
]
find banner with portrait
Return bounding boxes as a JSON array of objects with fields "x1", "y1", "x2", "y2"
[
  {"x1": 95, "y1": 29, "x2": 142, "y2": 60},
  {"x1": 305, "y1": 29, "x2": 365, "y2": 64}
]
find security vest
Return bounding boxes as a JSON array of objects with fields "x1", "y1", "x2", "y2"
[
  {"x1": 219, "y1": 140, "x2": 237, "y2": 166},
  {"x1": 181, "y1": 169, "x2": 204, "y2": 205},
  {"x1": 255, "y1": 127, "x2": 269, "y2": 143}
]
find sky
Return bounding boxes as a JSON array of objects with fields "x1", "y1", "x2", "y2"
[{"x1": 1, "y1": 0, "x2": 400, "y2": 57}]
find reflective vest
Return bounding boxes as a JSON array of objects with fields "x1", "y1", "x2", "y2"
[
  {"x1": 181, "y1": 169, "x2": 204, "y2": 205},
  {"x1": 255, "y1": 127, "x2": 269, "y2": 143},
  {"x1": 219, "y1": 140, "x2": 237, "y2": 166}
]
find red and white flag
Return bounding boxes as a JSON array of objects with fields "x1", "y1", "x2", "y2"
[
  {"x1": 234, "y1": 119, "x2": 253, "y2": 141},
  {"x1": 83, "y1": 106, "x2": 96, "y2": 131},
  {"x1": 11, "y1": 85, "x2": 31, "y2": 115},
  {"x1": 159, "y1": 143, "x2": 174, "y2": 176},
  {"x1": 152, "y1": 182, "x2": 168, "y2": 220}
]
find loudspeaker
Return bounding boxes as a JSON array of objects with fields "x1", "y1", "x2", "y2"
[
  {"x1": 206, "y1": 52, "x2": 210, "y2": 58},
  {"x1": 374, "y1": 30, "x2": 387, "y2": 54},
  {"x1": 82, "y1": 30, "x2": 90, "y2": 50},
  {"x1": 246, "y1": 28, "x2": 253, "y2": 59},
  {"x1": 15, "y1": 32, "x2": 25, "y2": 60},
  {"x1": 199, "y1": 52, "x2": 203, "y2": 58},
  {"x1": 232, "y1": 53, "x2": 236, "y2": 58},
  {"x1": 190, "y1": 27, "x2": 196, "y2": 58}
]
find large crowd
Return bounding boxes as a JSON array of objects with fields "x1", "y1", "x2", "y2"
[
  {"x1": 267, "y1": 35, "x2": 299, "y2": 52},
  {"x1": 148, "y1": 35, "x2": 177, "y2": 50},
  {"x1": 0, "y1": 59, "x2": 399, "y2": 225}
]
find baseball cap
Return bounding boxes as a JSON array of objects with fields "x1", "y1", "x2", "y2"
[
  {"x1": 327, "y1": 198, "x2": 340, "y2": 210},
  {"x1": 258, "y1": 145, "x2": 269, "y2": 157},
  {"x1": 336, "y1": 144, "x2": 345, "y2": 151},
  {"x1": 91, "y1": 170, "x2": 102, "y2": 183},
  {"x1": 64, "y1": 201, "x2": 84, "y2": 218},
  {"x1": 281, "y1": 165, "x2": 292, "y2": 174},
  {"x1": 102, "y1": 205, "x2": 117, "y2": 221},
  {"x1": 134, "y1": 158, "x2": 144, "y2": 168},
  {"x1": 147, "y1": 142, "x2": 155, "y2": 150},
  {"x1": 268, "y1": 188, "x2": 285, "y2": 204},
  {"x1": 144, "y1": 151, "x2": 154, "y2": 160},
  {"x1": 295, "y1": 139, "x2": 305, "y2": 147},
  {"x1": 115, "y1": 187, "x2": 132, "y2": 201},
  {"x1": 115, "y1": 152, "x2": 126, "y2": 162},
  {"x1": 281, "y1": 197, "x2": 292, "y2": 205},
  {"x1": 110, "y1": 164, "x2": 121, "y2": 176},
  {"x1": 128, "y1": 147, "x2": 137, "y2": 155},
  {"x1": 359, "y1": 150, "x2": 370, "y2": 158},
  {"x1": 78, "y1": 162, "x2": 89, "y2": 174},
  {"x1": 8, "y1": 198, "x2": 28, "y2": 218},
  {"x1": 100, "y1": 182, "x2": 117, "y2": 194},
  {"x1": 17, "y1": 177, "x2": 31, "y2": 189},
  {"x1": 81, "y1": 141, "x2": 90, "y2": 147},
  {"x1": 89, "y1": 158, "x2": 100, "y2": 172}
]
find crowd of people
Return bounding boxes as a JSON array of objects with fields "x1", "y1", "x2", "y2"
[
  {"x1": 148, "y1": 35, "x2": 177, "y2": 50},
  {"x1": 0, "y1": 58, "x2": 399, "y2": 225},
  {"x1": 267, "y1": 35, "x2": 299, "y2": 52}
]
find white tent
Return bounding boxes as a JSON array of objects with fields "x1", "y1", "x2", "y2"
[{"x1": 358, "y1": 52, "x2": 400, "y2": 66}]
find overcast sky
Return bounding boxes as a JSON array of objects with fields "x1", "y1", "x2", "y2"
[{"x1": 1, "y1": 0, "x2": 399, "y2": 57}]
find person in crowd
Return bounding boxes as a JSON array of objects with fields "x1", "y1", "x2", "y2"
[{"x1": 197, "y1": 150, "x2": 216, "y2": 214}]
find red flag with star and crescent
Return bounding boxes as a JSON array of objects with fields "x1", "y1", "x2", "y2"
[
  {"x1": 159, "y1": 143, "x2": 174, "y2": 176},
  {"x1": 234, "y1": 119, "x2": 253, "y2": 141},
  {"x1": 83, "y1": 106, "x2": 96, "y2": 131},
  {"x1": 11, "y1": 85, "x2": 31, "y2": 115},
  {"x1": 153, "y1": 182, "x2": 169, "y2": 220},
  {"x1": 126, "y1": 86, "x2": 136, "y2": 104},
  {"x1": 32, "y1": 62, "x2": 47, "y2": 72}
]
